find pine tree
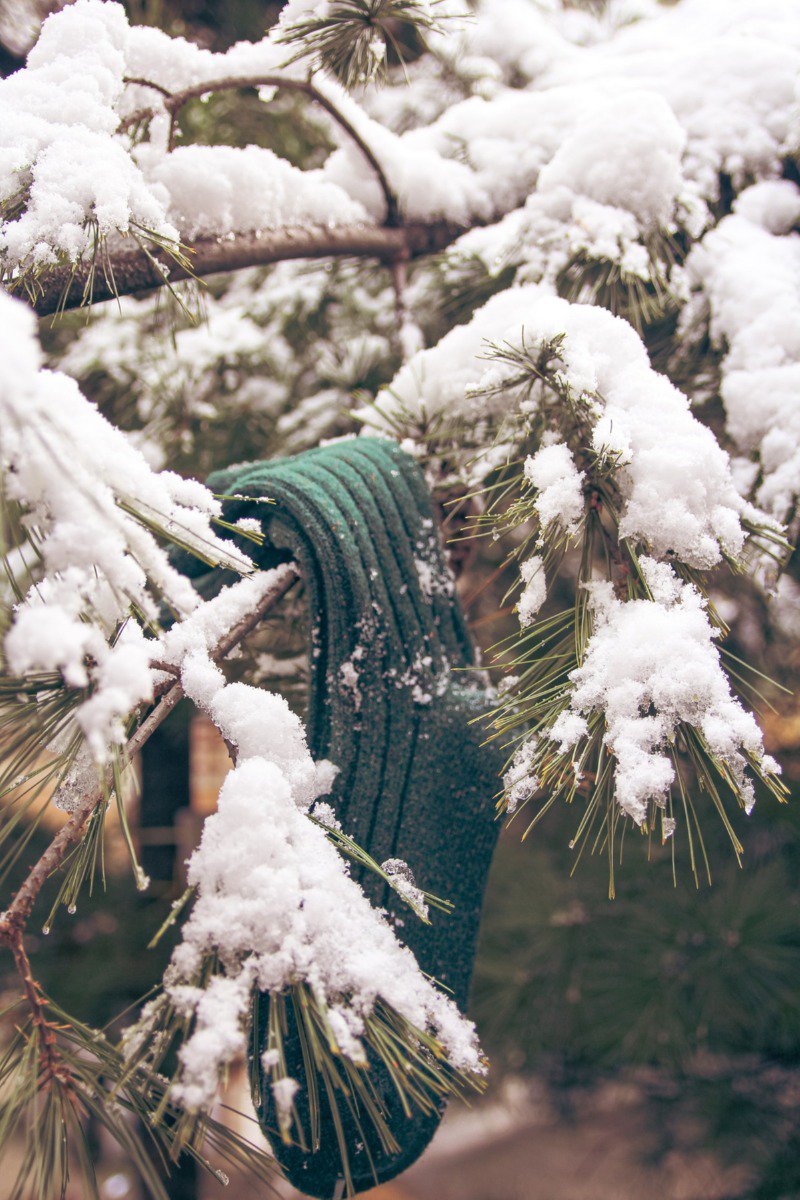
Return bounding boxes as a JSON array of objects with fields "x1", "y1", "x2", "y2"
[{"x1": 0, "y1": 0, "x2": 798, "y2": 1196}]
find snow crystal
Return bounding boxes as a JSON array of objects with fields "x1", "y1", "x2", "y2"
[
  {"x1": 381, "y1": 858, "x2": 429, "y2": 921},
  {"x1": 271, "y1": 1076, "x2": 300, "y2": 1125},
  {"x1": 52, "y1": 744, "x2": 102, "y2": 815},
  {"x1": 548, "y1": 710, "x2": 589, "y2": 756},
  {"x1": 502, "y1": 740, "x2": 540, "y2": 815}
]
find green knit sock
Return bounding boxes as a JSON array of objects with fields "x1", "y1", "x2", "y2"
[{"x1": 207, "y1": 438, "x2": 502, "y2": 1197}]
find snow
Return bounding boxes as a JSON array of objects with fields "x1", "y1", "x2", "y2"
[
  {"x1": 682, "y1": 182, "x2": 800, "y2": 522},
  {"x1": 0, "y1": 1, "x2": 796, "y2": 1171},
  {"x1": 4, "y1": 0, "x2": 799, "y2": 277},
  {"x1": 518, "y1": 556, "x2": 547, "y2": 628},
  {"x1": 381, "y1": 858, "x2": 430, "y2": 922},
  {"x1": 143, "y1": 144, "x2": 366, "y2": 240},
  {"x1": 370, "y1": 285, "x2": 754, "y2": 569},
  {"x1": 547, "y1": 563, "x2": 777, "y2": 825},
  {"x1": 156, "y1": 569, "x2": 292, "y2": 674},
  {"x1": 524, "y1": 439, "x2": 585, "y2": 536},
  {"x1": 502, "y1": 740, "x2": 540, "y2": 816},
  {"x1": 0, "y1": 0, "x2": 365, "y2": 275},
  {"x1": 535, "y1": 92, "x2": 686, "y2": 232},
  {"x1": 166, "y1": 644, "x2": 483, "y2": 1110},
  {"x1": 0, "y1": 289, "x2": 251, "y2": 757},
  {"x1": 0, "y1": 1, "x2": 176, "y2": 269},
  {"x1": 327, "y1": 0, "x2": 800, "y2": 227}
]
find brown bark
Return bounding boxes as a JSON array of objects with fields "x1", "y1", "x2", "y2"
[{"x1": 31, "y1": 221, "x2": 464, "y2": 318}]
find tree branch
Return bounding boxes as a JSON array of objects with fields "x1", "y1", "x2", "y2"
[
  {"x1": 124, "y1": 73, "x2": 400, "y2": 225},
  {"x1": 25, "y1": 70, "x2": 474, "y2": 316},
  {"x1": 0, "y1": 562, "x2": 299, "y2": 940},
  {"x1": 0, "y1": 562, "x2": 298, "y2": 1090},
  {"x1": 31, "y1": 221, "x2": 465, "y2": 318},
  {"x1": 10, "y1": 935, "x2": 72, "y2": 1090}
]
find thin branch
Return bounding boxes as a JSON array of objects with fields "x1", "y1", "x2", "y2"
[
  {"x1": 10, "y1": 936, "x2": 72, "y2": 1090},
  {"x1": 123, "y1": 75, "x2": 173, "y2": 100},
  {"x1": 30, "y1": 220, "x2": 465, "y2": 317},
  {"x1": 123, "y1": 73, "x2": 399, "y2": 224}
]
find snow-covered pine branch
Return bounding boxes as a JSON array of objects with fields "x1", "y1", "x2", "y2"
[
  {"x1": 129, "y1": 633, "x2": 482, "y2": 1117},
  {"x1": 0, "y1": 289, "x2": 253, "y2": 762},
  {"x1": 0, "y1": 286, "x2": 483, "y2": 1150},
  {"x1": 365, "y1": 283, "x2": 787, "y2": 870},
  {"x1": 0, "y1": 0, "x2": 798, "y2": 1192}
]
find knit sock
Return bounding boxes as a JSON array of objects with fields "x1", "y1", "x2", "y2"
[{"x1": 207, "y1": 438, "x2": 503, "y2": 1197}]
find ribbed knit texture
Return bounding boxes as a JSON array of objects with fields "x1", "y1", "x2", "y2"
[{"x1": 207, "y1": 439, "x2": 502, "y2": 1196}]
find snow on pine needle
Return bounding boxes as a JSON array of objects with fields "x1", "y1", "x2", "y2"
[
  {"x1": 545, "y1": 562, "x2": 781, "y2": 829},
  {"x1": 680, "y1": 180, "x2": 800, "y2": 531},
  {"x1": 0, "y1": 288, "x2": 251, "y2": 774},
  {"x1": 128, "y1": 637, "x2": 483, "y2": 1129},
  {"x1": 370, "y1": 284, "x2": 786, "y2": 878}
]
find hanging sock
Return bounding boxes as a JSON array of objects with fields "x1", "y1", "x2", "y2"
[{"x1": 207, "y1": 438, "x2": 502, "y2": 1197}]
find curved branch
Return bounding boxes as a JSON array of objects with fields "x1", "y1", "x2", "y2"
[
  {"x1": 123, "y1": 72, "x2": 399, "y2": 225},
  {"x1": 30, "y1": 220, "x2": 465, "y2": 317}
]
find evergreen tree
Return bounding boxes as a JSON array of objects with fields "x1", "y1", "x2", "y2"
[{"x1": 0, "y1": 0, "x2": 798, "y2": 1195}]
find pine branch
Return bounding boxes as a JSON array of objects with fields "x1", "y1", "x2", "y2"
[
  {"x1": 0, "y1": 562, "x2": 298, "y2": 941},
  {"x1": 24, "y1": 67, "x2": 476, "y2": 317},
  {"x1": 0, "y1": 563, "x2": 299, "y2": 1172},
  {"x1": 124, "y1": 73, "x2": 400, "y2": 223},
  {"x1": 8, "y1": 937, "x2": 71, "y2": 1093},
  {"x1": 28, "y1": 221, "x2": 465, "y2": 317}
]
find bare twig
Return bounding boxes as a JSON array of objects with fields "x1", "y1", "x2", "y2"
[{"x1": 123, "y1": 75, "x2": 173, "y2": 100}]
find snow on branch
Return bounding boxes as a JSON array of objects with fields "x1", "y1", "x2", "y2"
[
  {"x1": 6, "y1": 0, "x2": 797, "y2": 324},
  {"x1": 0, "y1": 1, "x2": 385, "y2": 299},
  {"x1": 134, "y1": 640, "x2": 482, "y2": 1113},
  {"x1": 0, "y1": 288, "x2": 252, "y2": 758},
  {"x1": 548, "y1": 563, "x2": 780, "y2": 828},
  {"x1": 682, "y1": 180, "x2": 800, "y2": 530},
  {"x1": 369, "y1": 284, "x2": 761, "y2": 568},
  {"x1": 365, "y1": 283, "x2": 786, "y2": 864}
]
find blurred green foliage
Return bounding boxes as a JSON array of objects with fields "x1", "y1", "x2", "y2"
[{"x1": 472, "y1": 783, "x2": 800, "y2": 1195}]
